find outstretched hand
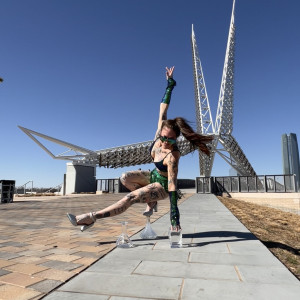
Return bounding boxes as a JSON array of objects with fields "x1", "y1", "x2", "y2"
[
  {"x1": 172, "y1": 225, "x2": 181, "y2": 232},
  {"x1": 166, "y1": 66, "x2": 175, "y2": 79}
]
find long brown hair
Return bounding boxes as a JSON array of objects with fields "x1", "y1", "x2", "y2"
[{"x1": 161, "y1": 117, "x2": 213, "y2": 155}]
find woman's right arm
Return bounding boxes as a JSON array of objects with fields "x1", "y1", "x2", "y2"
[{"x1": 154, "y1": 66, "x2": 176, "y2": 138}]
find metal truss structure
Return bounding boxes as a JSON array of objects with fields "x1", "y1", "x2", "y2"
[
  {"x1": 19, "y1": 0, "x2": 255, "y2": 177},
  {"x1": 191, "y1": 0, "x2": 255, "y2": 177},
  {"x1": 18, "y1": 126, "x2": 196, "y2": 168}
]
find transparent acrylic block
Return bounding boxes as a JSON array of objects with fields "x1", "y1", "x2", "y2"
[
  {"x1": 116, "y1": 221, "x2": 134, "y2": 248},
  {"x1": 168, "y1": 227, "x2": 182, "y2": 248},
  {"x1": 140, "y1": 216, "x2": 157, "y2": 239}
]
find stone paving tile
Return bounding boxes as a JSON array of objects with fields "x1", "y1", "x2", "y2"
[
  {"x1": 73, "y1": 256, "x2": 99, "y2": 266},
  {"x1": 0, "y1": 269, "x2": 11, "y2": 276},
  {"x1": 181, "y1": 278, "x2": 300, "y2": 300},
  {"x1": 34, "y1": 268, "x2": 76, "y2": 282},
  {"x1": 134, "y1": 260, "x2": 239, "y2": 281},
  {"x1": 16, "y1": 250, "x2": 52, "y2": 257},
  {"x1": 0, "y1": 259, "x2": 16, "y2": 268},
  {"x1": 43, "y1": 254, "x2": 82, "y2": 262},
  {"x1": 23, "y1": 244, "x2": 52, "y2": 251},
  {"x1": 0, "y1": 272, "x2": 44, "y2": 287},
  {"x1": 44, "y1": 247, "x2": 79, "y2": 255},
  {"x1": 58, "y1": 273, "x2": 183, "y2": 299},
  {"x1": 104, "y1": 247, "x2": 189, "y2": 262},
  {"x1": 39, "y1": 260, "x2": 83, "y2": 271},
  {"x1": 87, "y1": 258, "x2": 141, "y2": 275},
  {"x1": 237, "y1": 264, "x2": 300, "y2": 284},
  {"x1": 189, "y1": 251, "x2": 281, "y2": 266},
  {"x1": 0, "y1": 246, "x2": 26, "y2": 253},
  {"x1": 71, "y1": 251, "x2": 103, "y2": 258},
  {"x1": 74, "y1": 245, "x2": 107, "y2": 253},
  {"x1": 4, "y1": 263, "x2": 49, "y2": 275},
  {"x1": 0, "y1": 241, "x2": 30, "y2": 248},
  {"x1": 29, "y1": 278, "x2": 63, "y2": 294},
  {"x1": 0, "y1": 252, "x2": 22, "y2": 260},
  {"x1": 9, "y1": 256, "x2": 49, "y2": 265},
  {"x1": 50, "y1": 242, "x2": 80, "y2": 249},
  {"x1": 0, "y1": 284, "x2": 42, "y2": 300},
  {"x1": 43, "y1": 291, "x2": 109, "y2": 300}
]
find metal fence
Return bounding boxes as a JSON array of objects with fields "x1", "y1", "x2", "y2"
[
  {"x1": 196, "y1": 174, "x2": 297, "y2": 194},
  {"x1": 96, "y1": 178, "x2": 196, "y2": 194},
  {"x1": 96, "y1": 179, "x2": 122, "y2": 193}
]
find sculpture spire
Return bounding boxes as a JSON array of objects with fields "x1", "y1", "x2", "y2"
[
  {"x1": 191, "y1": 24, "x2": 216, "y2": 176},
  {"x1": 215, "y1": 0, "x2": 236, "y2": 135},
  {"x1": 192, "y1": 0, "x2": 256, "y2": 176}
]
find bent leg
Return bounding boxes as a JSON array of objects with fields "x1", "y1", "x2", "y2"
[
  {"x1": 75, "y1": 183, "x2": 167, "y2": 226},
  {"x1": 94, "y1": 183, "x2": 167, "y2": 219},
  {"x1": 120, "y1": 170, "x2": 159, "y2": 213},
  {"x1": 120, "y1": 170, "x2": 150, "y2": 191}
]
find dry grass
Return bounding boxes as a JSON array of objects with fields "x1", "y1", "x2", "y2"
[{"x1": 218, "y1": 196, "x2": 300, "y2": 281}]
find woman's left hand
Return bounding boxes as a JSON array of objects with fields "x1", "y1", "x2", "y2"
[
  {"x1": 172, "y1": 225, "x2": 181, "y2": 232},
  {"x1": 166, "y1": 66, "x2": 175, "y2": 79}
]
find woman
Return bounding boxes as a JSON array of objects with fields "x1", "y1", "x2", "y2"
[{"x1": 67, "y1": 66, "x2": 212, "y2": 232}]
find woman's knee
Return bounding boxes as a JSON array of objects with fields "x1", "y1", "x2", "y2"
[
  {"x1": 120, "y1": 172, "x2": 127, "y2": 185},
  {"x1": 147, "y1": 183, "x2": 168, "y2": 201},
  {"x1": 120, "y1": 170, "x2": 150, "y2": 188},
  {"x1": 120, "y1": 171, "x2": 133, "y2": 187}
]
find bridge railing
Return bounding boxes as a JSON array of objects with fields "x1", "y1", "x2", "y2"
[{"x1": 196, "y1": 174, "x2": 297, "y2": 194}]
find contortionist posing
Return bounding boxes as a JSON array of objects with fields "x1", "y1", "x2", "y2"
[{"x1": 67, "y1": 66, "x2": 212, "y2": 232}]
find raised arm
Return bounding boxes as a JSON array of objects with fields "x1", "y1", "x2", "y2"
[{"x1": 155, "y1": 66, "x2": 176, "y2": 138}]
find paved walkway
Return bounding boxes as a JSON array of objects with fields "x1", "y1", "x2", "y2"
[
  {"x1": 0, "y1": 191, "x2": 190, "y2": 300},
  {"x1": 43, "y1": 193, "x2": 300, "y2": 300},
  {"x1": 1, "y1": 192, "x2": 300, "y2": 299}
]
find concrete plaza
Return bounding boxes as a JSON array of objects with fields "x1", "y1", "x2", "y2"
[{"x1": 0, "y1": 191, "x2": 299, "y2": 299}]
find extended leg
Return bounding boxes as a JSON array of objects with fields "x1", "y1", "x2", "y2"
[{"x1": 68, "y1": 183, "x2": 168, "y2": 230}]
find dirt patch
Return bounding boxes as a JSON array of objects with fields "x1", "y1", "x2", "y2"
[{"x1": 218, "y1": 196, "x2": 300, "y2": 281}]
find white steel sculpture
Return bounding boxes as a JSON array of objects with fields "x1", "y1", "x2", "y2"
[
  {"x1": 19, "y1": 0, "x2": 255, "y2": 177},
  {"x1": 191, "y1": 0, "x2": 255, "y2": 177}
]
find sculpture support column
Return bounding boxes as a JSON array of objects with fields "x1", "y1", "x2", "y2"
[{"x1": 65, "y1": 162, "x2": 96, "y2": 194}]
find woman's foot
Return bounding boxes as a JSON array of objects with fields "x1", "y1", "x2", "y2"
[
  {"x1": 67, "y1": 212, "x2": 96, "y2": 232},
  {"x1": 143, "y1": 202, "x2": 158, "y2": 217},
  {"x1": 143, "y1": 208, "x2": 153, "y2": 217}
]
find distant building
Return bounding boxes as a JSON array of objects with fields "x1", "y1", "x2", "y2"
[{"x1": 281, "y1": 133, "x2": 300, "y2": 191}]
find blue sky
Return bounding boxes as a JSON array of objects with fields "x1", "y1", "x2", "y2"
[{"x1": 0, "y1": 0, "x2": 299, "y2": 188}]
